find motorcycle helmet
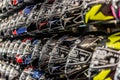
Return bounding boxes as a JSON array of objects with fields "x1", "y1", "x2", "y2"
[
  {"x1": 0, "y1": 41, "x2": 7, "y2": 60},
  {"x1": 26, "y1": 3, "x2": 42, "y2": 26},
  {"x1": 16, "y1": 42, "x2": 30, "y2": 63},
  {"x1": 30, "y1": 40, "x2": 43, "y2": 63},
  {"x1": 36, "y1": 5, "x2": 53, "y2": 31},
  {"x1": 9, "y1": 65, "x2": 21, "y2": 80},
  {"x1": 5, "y1": 63, "x2": 14, "y2": 77},
  {"x1": 89, "y1": 31, "x2": 120, "y2": 80},
  {"x1": 89, "y1": 47, "x2": 120, "y2": 80},
  {"x1": 16, "y1": 38, "x2": 32, "y2": 64},
  {"x1": 9, "y1": 13, "x2": 18, "y2": 29},
  {"x1": 7, "y1": 41, "x2": 16, "y2": 60},
  {"x1": 2, "y1": 40, "x2": 11, "y2": 61},
  {"x1": 20, "y1": 42, "x2": 33, "y2": 65},
  {"x1": 19, "y1": 66, "x2": 33, "y2": 80},
  {"x1": 65, "y1": 32, "x2": 105, "y2": 80},
  {"x1": 39, "y1": 35, "x2": 62, "y2": 71},
  {"x1": 11, "y1": 40, "x2": 22, "y2": 61},
  {"x1": 1, "y1": 61, "x2": 9, "y2": 78},
  {"x1": 48, "y1": 35, "x2": 78, "y2": 79},
  {"x1": 61, "y1": 0, "x2": 85, "y2": 28},
  {"x1": 16, "y1": 5, "x2": 34, "y2": 27},
  {"x1": 47, "y1": 0, "x2": 67, "y2": 31}
]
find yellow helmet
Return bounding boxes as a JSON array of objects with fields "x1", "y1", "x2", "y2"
[
  {"x1": 106, "y1": 31, "x2": 120, "y2": 50},
  {"x1": 85, "y1": 4, "x2": 114, "y2": 24}
]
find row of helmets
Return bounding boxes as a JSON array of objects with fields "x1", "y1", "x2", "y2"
[
  {"x1": 0, "y1": 31, "x2": 120, "y2": 80},
  {"x1": 1, "y1": 0, "x2": 120, "y2": 37},
  {"x1": 0, "y1": 0, "x2": 41, "y2": 13}
]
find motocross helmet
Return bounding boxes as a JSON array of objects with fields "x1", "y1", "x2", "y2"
[
  {"x1": 5, "y1": 63, "x2": 14, "y2": 77},
  {"x1": 8, "y1": 13, "x2": 18, "y2": 29},
  {"x1": 26, "y1": 3, "x2": 42, "y2": 26},
  {"x1": 1, "y1": 62, "x2": 9, "y2": 78},
  {"x1": 39, "y1": 35, "x2": 61, "y2": 71},
  {"x1": 9, "y1": 65, "x2": 21, "y2": 80},
  {"x1": 2, "y1": 40, "x2": 11, "y2": 61},
  {"x1": 11, "y1": 40, "x2": 22, "y2": 61},
  {"x1": 19, "y1": 42, "x2": 33, "y2": 65},
  {"x1": 47, "y1": 0, "x2": 67, "y2": 31},
  {"x1": 16, "y1": 5, "x2": 34, "y2": 27},
  {"x1": 89, "y1": 31, "x2": 120, "y2": 80},
  {"x1": 16, "y1": 39, "x2": 32, "y2": 64},
  {"x1": 48, "y1": 35, "x2": 78, "y2": 79},
  {"x1": 36, "y1": 4, "x2": 53, "y2": 31},
  {"x1": 19, "y1": 66, "x2": 33, "y2": 80},
  {"x1": 7, "y1": 40, "x2": 16, "y2": 60},
  {"x1": 65, "y1": 32, "x2": 105, "y2": 80},
  {"x1": 0, "y1": 41, "x2": 7, "y2": 60},
  {"x1": 16, "y1": 39, "x2": 40, "y2": 65},
  {"x1": 61, "y1": 0, "x2": 85, "y2": 28},
  {"x1": 30, "y1": 40, "x2": 43, "y2": 63}
]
